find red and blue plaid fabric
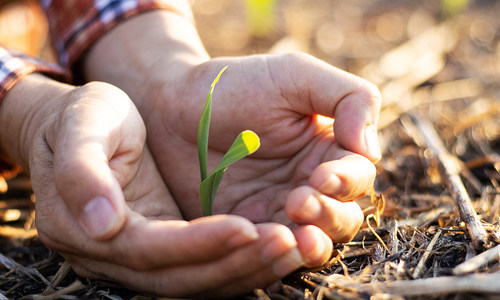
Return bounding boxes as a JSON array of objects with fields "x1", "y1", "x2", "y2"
[
  {"x1": 0, "y1": 0, "x2": 188, "y2": 175},
  {"x1": 42, "y1": 0, "x2": 191, "y2": 69},
  {"x1": 0, "y1": 0, "x2": 188, "y2": 102},
  {"x1": 0, "y1": 47, "x2": 65, "y2": 101}
]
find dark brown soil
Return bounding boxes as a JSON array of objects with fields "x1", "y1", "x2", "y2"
[{"x1": 1, "y1": 0, "x2": 499, "y2": 299}]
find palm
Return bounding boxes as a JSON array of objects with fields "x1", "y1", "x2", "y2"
[{"x1": 145, "y1": 55, "x2": 370, "y2": 233}]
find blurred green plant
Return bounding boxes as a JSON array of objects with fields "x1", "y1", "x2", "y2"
[
  {"x1": 197, "y1": 66, "x2": 261, "y2": 216},
  {"x1": 244, "y1": 0, "x2": 275, "y2": 37},
  {"x1": 441, "y1": 0, "x2": 469, "y2": 19}
]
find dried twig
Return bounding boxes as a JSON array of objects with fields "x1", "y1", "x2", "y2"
[
  {"x1": 453, "y1": 243, "x2": 500, "y2": 275},
  {"x1": 403, "y1": 114, "x2": 488, "y2": 250},
  {"x1": 31, "y1": 280, "x2": 86, "y2": 300},
  {"x1": 326, "y1": 273, "x2": 500, "y2": 296},
  {"x1": 254, "y1": 288, "x2": 271, "y2": 300},
  {"x1": 45, "y1": 261, "x2": 72, "y2": 293},
  {"x1": 413, "y1": 229, "x2": 442, "y2": 278}
]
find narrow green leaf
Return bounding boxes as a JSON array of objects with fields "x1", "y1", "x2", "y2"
[
  {"x1": 200, "y1": 169, "x2": 226, "y2": 216},
  {"x1": 197, "y1": 66, "x2": 228, "y2": 181},
  {"x1": 212, "y1": 130, "x2": 260, "y2": 175},
  {"x1": 199, "y1": 130, "x2": 260, "y2": 216}
]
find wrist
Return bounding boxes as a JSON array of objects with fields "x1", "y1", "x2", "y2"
[
  {"x1": 0, "y1": 74, "x2": 72, "y2": 170},
  {"x1": 83, "y1": 10, "x2": 209, "y2": 115}
]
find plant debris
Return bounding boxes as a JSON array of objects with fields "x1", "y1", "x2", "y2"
[{"x1": 1, "y1": 0, "x2": 499, "y2": 299}]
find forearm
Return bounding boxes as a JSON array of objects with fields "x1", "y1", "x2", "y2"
[
  {"x1": 82, "y1": 8, "x2": 209, "y2": 112},
  {"x1": 0, "y1": 74, "x2": 72, "y2": 170}
]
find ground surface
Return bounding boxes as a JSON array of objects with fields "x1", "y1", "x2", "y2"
[{"x1": 0, "y1": 0, "x2": 499, "y2": 299}]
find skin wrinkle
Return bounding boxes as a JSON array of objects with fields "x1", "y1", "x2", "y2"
[
  {"x1": 116, "y1": 228, "x2": 157, "y2": 271},
  {"x1": 159, "y1": 64, "x2": 210, "y2": 147},
  {"x1": 37, "y1": 218, "x2": 89, "y2": 259},
  {"x1": 263, "y1": 55, "x2": 281, "y2": 108},
  {"x1": 219, "y1": 154, "x2": 291, "y2": 211},
  {"x1": 175, "y1": 66, "x2": 321, "y2": 216},
  {"x1": 333, "y1": 80, "x2": 381, "y2": 160},
  {"x1": 289, "y1": 133, "x2": 330, "y2": 182},
  {"x1": 229, "y1": 186, "x2": 285, "y2": 222},
  {"x1": 280, "y1": 58, "x2": 304, "y2": 115},
  {"x1": 266, "y1": 189, "x2": 290, "y2": 222},
  {"x1": 108, "y1": 112, "x2": 145, "y2": 186},
  {"x1": 20, "y1": 101, "x2": 43, "y2": 167},
  {"x1": 281, "y1": 54, "x2": 328, "y2": 117},
  {"x1": 226, "y1": 130, "x2": 330, "y2": 222},
  {"x1": 264, "y1": 57, "x2": 328, "y2": 155},
  {"x1": 20, "y1": 5, "x2": 383, "y2": 295}
]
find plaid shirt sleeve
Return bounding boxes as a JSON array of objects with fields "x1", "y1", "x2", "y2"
[
  {"x1": 42, "y1": 0, "x2": 193, "y2": 70},
  {"x1": 0, "y1": 47, "x2": 66, "y2": 101}
]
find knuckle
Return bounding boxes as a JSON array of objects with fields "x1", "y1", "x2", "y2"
[
  {"x1": 360, "y1": 80, "x2": 382, "y2": 108},
  {"x1": 279, "y1": 52, "x2": 317, "y2": 71},
  {"x1": 79, "y1": 81, "x2": 129, "y2": 100},
  {"x1": 282, "y1": 51, "x2": 312, "y2": 62},
  {"x1": 73, "y1": 82, "x2": 135, "y2": 118}
]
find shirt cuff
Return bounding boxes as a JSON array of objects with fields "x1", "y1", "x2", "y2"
[
  {"x1": 43, "y1": 0, "x2": 192, "y2": 71},
  {"x1": 0, "y1": 47, "x2": 66, "y2": 101}
]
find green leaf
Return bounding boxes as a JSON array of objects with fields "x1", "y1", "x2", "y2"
[
  {"x1": 199, "y1": 130, "x2": 260, "y2": 216},
  {"x1": 200, "y1": 169, "x2": 226, "y2": 216},
  {"x1": 197, "y1": 66, "x2": 228, "y2": 181},
  {"x1": 211, "y1": 130, "x2": 260, "y2": 174}
]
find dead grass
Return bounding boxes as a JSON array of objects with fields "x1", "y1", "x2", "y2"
[{"x1": 1, "y1": 0, "x2": 499, "y2": 299}]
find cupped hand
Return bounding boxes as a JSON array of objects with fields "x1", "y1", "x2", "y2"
[
  {"x1": 142, "y1": 53, "x2": 381, "y2": 262},
  {"x1": 80, "y1": 9, "x2": 381, "y2": 278},
  {"x1": 2, "y1": 75, "x2": 305, "y2": 297}
]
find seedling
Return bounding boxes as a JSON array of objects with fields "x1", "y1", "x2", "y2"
[{"x1": 197, "y1": 67, "x2": 260, "y2": 216}]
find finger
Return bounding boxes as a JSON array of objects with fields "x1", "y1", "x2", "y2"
[
  {"x1": 201, "y1": 250, "x2": 296, "y2": 298},
  {"x1": 105, "y1": 214, "x2": 261, "y2": 270},
  {"x1": 309, "y1": 146, "x2": 376, "y2": 201},
  {"x1": 277, "y1": 53, "x2": 382, "y2": 162},
  {"x1": 49, "y1": 82, "x2": 144, "y2": 240},
  {"x1": 66, "y1": 223, "x2": 302, "y2": 298},
  {"x1": 293, "y1": 224, "x2": 333, "y2": 267},
  {"x1": 286, "y1": 186, "x2": 364, "y2": 243},
  {"x1": 47, "y1": 213, "x2": 260, "y2": 270}
]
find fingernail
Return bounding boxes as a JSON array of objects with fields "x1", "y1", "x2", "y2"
[
  {"x1": 364, "y1": 125, "x2": 381, "y2": 160},
  {"x1": 226, "y1": 226, "x2": 260, "y2": 249},
  {"x1": 296, "y1": 195, "x2": 322, "y2": 221},
  {"x1": 80, "y1": 196, "x2": 118, "y2": 238},
  {"x1": 272, "y1": 248, "x2": 304, "y2": 277},
  {"x1": 318, "y1": 174, "x2": 341, "y2": 195}
]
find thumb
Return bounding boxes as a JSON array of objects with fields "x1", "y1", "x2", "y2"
[
  {"x1": 50, "y1": 83, "x2": 140, "y2": 240},
  {"x1": 54, "y1": 145, "x2": 126, "y2": 241},
  {"x1": 278, "y1": 53, "x2": 382, "y2": 162},
  {"x1": 332, "y1": 81, "x2": 382, "y2": 162}
]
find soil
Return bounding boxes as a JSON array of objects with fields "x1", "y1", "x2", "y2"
[{"x1": 0, "y1": 0, "x2": 499, "y2": 299}]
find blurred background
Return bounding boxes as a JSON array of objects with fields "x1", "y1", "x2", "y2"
[
  {"x1": 0, "y1": 0, "x2": 499, "y2": 299},
  {"x1": 1, "y1": 0, "x2": 499, "y2": 130}
]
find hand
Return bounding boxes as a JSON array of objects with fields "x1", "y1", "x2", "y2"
[
  {"x1": 0, "y1": 74, "x2": 309, "y2": 297},
  {"x1": 143, "y1": 53, "x2": 379, "y2": 243},
  {"x1": 82, "y1": 8, "x2": 381, "y2": 295}
]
